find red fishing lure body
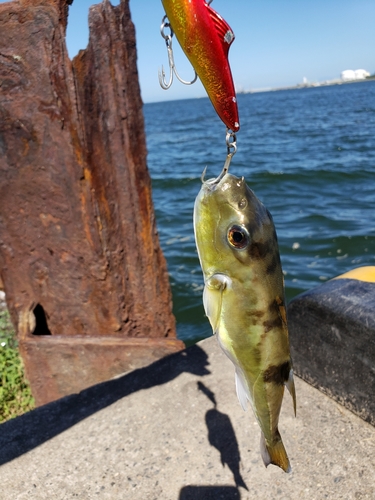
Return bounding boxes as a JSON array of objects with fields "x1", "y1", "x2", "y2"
[{"x1": 161, "y1": 0, "x2": 240, "y2": 132}]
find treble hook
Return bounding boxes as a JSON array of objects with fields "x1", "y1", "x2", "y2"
[{"x1": 158, "y1": 15, "x2": 198, "y2": 90}]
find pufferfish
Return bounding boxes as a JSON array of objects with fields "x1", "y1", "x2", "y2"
[{"x1": 194, "y1": 171, "x2": 296, "y2": 473}]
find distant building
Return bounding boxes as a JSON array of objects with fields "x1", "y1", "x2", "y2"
[
  {"x1": 354, "y1": 69, "x2": 370, "y2": 80},
  {"x1": 341, "y1": 69, "x2": 370, "y2": 81},
  {"x1": 341, "y1": 70, "x2": 356, "y2": 81}
]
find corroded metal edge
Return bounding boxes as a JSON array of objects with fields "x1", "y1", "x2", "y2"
[{"x1": 20, "y1": 336, "x2": 185, "y2": 406}]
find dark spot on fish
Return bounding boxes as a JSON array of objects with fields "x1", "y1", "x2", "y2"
[
  {"x1": 252, "y1": 347, "x2": 262, "y2": 364},
  {"x1": 269, "y1": 297, "x2": 285, "y2": 314},
  {"x1": 263, "y1": 361, "x2": 291, "y2": 385},
  {"x1": 263, "y1": 316, "x2": 283, "y2": 333},
  {"x1": 258, "y1": 332, "x2": 268, "y2": 346},
  {"x1": 274, "y1": 296, "x2": 288, "y2": 326},
  {"x1": 248, "y1": 241, "x2": 270, "y2": 259},
  {"x1": 245, "y1": 309, "x2": 265, "y2": 325},
  {"x1": 263, "y1": 298, "x2": 287, "y2": 332},
  {"x1": 266, "y1": 254, "x2": 279, "y2": 275}
]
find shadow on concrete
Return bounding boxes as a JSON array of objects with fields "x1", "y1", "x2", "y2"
[
  {"x1": 197, "y1": 382, "x2": 248, "y2": 492},
  {"x1": 0, "y1": 344, "x2": 210, "y2": 465},
  {"x1": 179, "y1": 485, "x2": 241, "y2": 499},
  {"x1": 197, "y1": 380, "x2": 217, "y2": 406},
  {"x1": 205, "y1": 409, "x2": 248, "y2": 491}
]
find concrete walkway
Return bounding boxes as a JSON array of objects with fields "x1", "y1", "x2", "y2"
[{"x1": 0, "y1": 337, "x2": 374, "y2": 499}]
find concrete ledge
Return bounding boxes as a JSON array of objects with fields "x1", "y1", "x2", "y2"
[
  {"x1": 288, "y1": 278, "x2": 375, "y2": 426},
  {"x1": 1, "y1": 337, "x2": 374, "y2": 499}
]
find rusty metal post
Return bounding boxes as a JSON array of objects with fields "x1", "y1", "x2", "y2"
[{"x1": 0, "y1": 0, "x2": 184, "y2": 406}]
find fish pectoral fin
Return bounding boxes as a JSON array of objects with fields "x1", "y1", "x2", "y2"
[
  {"x1": 206, "y1": 3, "x2": 235, "y2": 55},
  {"x1": 260, "y1": 430, "x2": 291, "y2": 473},
  {"x1": 285, "y1": 368, "x2": 297, "y2": 417},
  {"x1": 235, "y1": 368, "x2": 250, "y2": 411},
  {"x1": 203, "y1": 274, "x2": 229, "y2": 334}
]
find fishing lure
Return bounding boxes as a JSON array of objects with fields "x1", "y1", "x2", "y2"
[{"x1": 159, "y1": 0, "x2": 240, "y2": 132}]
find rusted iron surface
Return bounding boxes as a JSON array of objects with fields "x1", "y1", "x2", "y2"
[
  {"x1": 0, "y1": 0, "x2": 183, "y2": 404},
  {"x1": 19, "y1": 336, "x2": 184, "y2": 406},
  {"x1": 72, "y1": 0, "x2": 177, "y2": 339}
]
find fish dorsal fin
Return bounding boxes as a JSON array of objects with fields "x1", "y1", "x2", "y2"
[
  {"x1": 205, "y1": 3, "x2": 235, "y2": 56},
  {"x1": 285, "y1": 368, "x2": 297, "y2": 416},
  {"x1": 235, "y1": 368, "x2": 249, "y2": 411},
  {"x1": 203, "y1": 274, "x2": 229, "y2": 334}
]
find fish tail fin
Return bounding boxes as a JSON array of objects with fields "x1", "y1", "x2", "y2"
[{"x1": 260, "y1": 430, "x2": 291, "y2": 473}]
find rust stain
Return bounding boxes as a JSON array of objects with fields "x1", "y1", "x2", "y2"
[
  {"x1": 138, "y1": 182, "x2": 154, "y2": 257},
  {"x1": 79, "y1": 167, "x2": 97, "y2": 250},
  {"x1": 39, "y1": 212, "x2": 60, "y2": 227}
]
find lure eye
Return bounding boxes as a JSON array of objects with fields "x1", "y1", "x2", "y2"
[{"x1": 227, "y1": 225, "x2": 249, "y2": 249}]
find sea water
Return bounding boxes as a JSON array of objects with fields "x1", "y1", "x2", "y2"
[{"x1": 144, "y1": 80, "x2": 375, "y2": 345}]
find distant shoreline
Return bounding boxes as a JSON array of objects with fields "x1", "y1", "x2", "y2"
[
  {"x1": 243, "y1": 76, "x2": 375, "y2": 94},
  {"x1": 145, "y1": 76, "x2": 375, "y2": 105}
]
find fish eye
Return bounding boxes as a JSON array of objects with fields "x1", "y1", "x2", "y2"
[{"x1": 227, "y1": 225, "x2": 249, "y2": 249}]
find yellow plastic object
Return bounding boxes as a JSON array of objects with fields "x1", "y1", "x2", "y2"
[{"x1": 332, "y1": 266, "x2": 375, "y2": 283}]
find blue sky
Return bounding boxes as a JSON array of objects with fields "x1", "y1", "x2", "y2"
[{"x1": 2, "y1": 0, "x2": 375, "y2": 103}]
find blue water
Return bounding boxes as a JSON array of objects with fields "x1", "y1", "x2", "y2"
[{"x1": 144, "y1": 81, "x2": 375, "y2": 345}]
